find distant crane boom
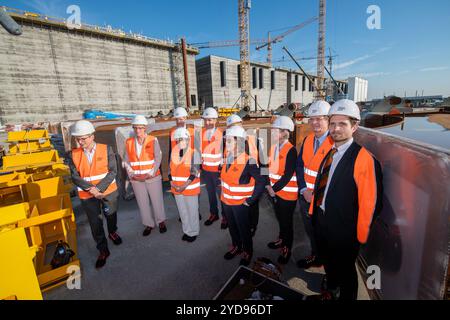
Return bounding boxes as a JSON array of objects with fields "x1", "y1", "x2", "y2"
[
  {"x1": 255, "y1": 16, "x2": 318, "y2": 50},
  {"x1": 191, "y1": 38, "x2": 266, "y2": 49}
]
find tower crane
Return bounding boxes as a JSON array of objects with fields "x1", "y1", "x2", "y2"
[{"x1": 255, "y1": 16, "x2": 318, "y2": 65}]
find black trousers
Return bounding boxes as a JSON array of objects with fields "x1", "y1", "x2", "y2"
[
  {"x1": 222, "y1": 203, "x2": 253, "y2": 254},
  {"x1": 274, "y1": 196, "x2": 297, "y2": 249},
  {"x1": 81, "y1": 191, "x2": 119, "y2": 252},
  {"x1": 201, "y1": 170, "x2": 222, "y2": 217},
  {"x1": 249, "y1": 201, "x2": 259, "y2": 231},
  {"x1": 314, "y1": 207, "x2": 360, "y2": 300},
  {"x1": 299, "y1": 195, "x2": 318, "y2": 256}
]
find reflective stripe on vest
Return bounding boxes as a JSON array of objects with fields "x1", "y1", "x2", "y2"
[
  {"x1": 201, "y1": 127, "x2": 223, "y2": 172},
  {"x1": 220, "y1": 152, "x2": 255, "y2": 205},
  {"x1": 169, "y1": 145, "x2": 200, "y2": 196},
  {"x1": 302, "y1": 134, "x2": 334, "y2": 191},
  {"x1": 269, "y1": 142, "x2": 298, "y2": 201},
  {"x1": 72, "y1": 144, "x2": 117, "y2": 200},
  {"x1": 126, "y1": 136, "x2": 160, "y2": 177}
]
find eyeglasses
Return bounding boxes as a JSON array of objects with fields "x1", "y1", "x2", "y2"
[
  {"x1": 75, "y1": 135, "x2": 92, "y2": 142},
  {"x1": 133, "y1": 126, "x2": 146, "y2": 130}
]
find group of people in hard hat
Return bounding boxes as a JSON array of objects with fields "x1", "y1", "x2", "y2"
[{"x1": 69, "y1": 98, "x2": 382, "y2": 300}]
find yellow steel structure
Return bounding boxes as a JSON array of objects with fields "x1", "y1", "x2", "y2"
[
  {"x1": 0, "y1": 228, "x2": 43, "y2": 300},
  {"x1": 2, "y1": 149, "x2": 61, "y2": 170},
  {"x1": 0, "y1": 130, "x2": 80, "y2": 296},
  {"x1": 0, "y1": 204, "x2": 42, "y2": 300},
  {"x1": 6, "y1": 130, "x2": 53, "y2": 154}
]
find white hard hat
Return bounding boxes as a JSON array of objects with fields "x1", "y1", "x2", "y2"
[
  {"x1": 226, "y1": 114, "x2": 242, "y2": 127},
  {"x1": 202, "y1": 107, "x2": 218, "y2": 119},
  {"x1": 225, "y1": 126, "x2": 247, "y2": 139},
  {"x1": 272, "y1": 116, "x2": 294, "y2": 132},
  {"x1": 132, "y1": 115, "x2": 148, "y2": 126},
  {"x1": 71, "y1": 120, "x2": 95, "y2": 136},
  {"x1": 173, "y1": 127, "x2": 190, "y2": 140},
  {"x1": 173, "y1": 107, "x2": 188, "y2": 119},
  {"x1": 308, "y1": 100, "x2": 331, "y2": 117},
  {"x1": 328, "y1": 99, "x2": 361, "y2": 121}
]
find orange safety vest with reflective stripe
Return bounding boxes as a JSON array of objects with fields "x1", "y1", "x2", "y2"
[
  {"x1": 269, "y1": 142, "x2": 298, "y2": 201},
  {"x1": 125, "y1": 135, "x2": 160, "y2": 177},
  {"x1": 170, "y1": 125, "x2": 195, "y2": 150},
  {"x1": 170, "y1": 144, "x2": 200, "y2": 196},
  {"x1": 302, "y1": 133, "x2": 334, "y2": 191},
  {"x1": 72, "y1": 144, "x2": 117, "y2": 200},
  {"x1": 201, "y1": 127, "x2": 223, "y2": 172},
  {"x1": 220, "y1": 152, "x2": 255, "y2": 206}
]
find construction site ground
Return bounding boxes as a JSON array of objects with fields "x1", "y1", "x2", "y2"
[{"x1": 44, "y1": 182, "x2": 370, "y2": 300}]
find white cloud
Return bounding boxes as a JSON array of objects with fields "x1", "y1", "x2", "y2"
[
  {"x1": 420, "y1": 66, "x2": 449, "y2": 72},
  {"x1": 334, "y1": 47, "x2": 392, "y2": 71}
]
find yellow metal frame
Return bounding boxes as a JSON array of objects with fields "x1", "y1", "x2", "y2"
[
  {"x1": 0, "y1": 129, "x2": 80, "y2": 295},
  {"x1": 7, "y1": 130, "x2": 49, "y2": 142},
  {"x1": 2, "y1": 150, "x2": 62, "y2": 170},
  {"x1": 0, "y1": 228, "x2": 43, "y2": 300}
]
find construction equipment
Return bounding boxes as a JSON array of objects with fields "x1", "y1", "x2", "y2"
[
  {"x1": 83, "y1": 109, "x2": 136, "y2": 120},
  {"x1": 238, "y1": 0, "x2": 252, "y2": 109},
  {"x1": 0, "y1": 8, "x2": 22, "y2": 35},
  {"x1": 282, "y1": 46, "x2": 324, "y2": 99},
  {"x1": 255, "y1": 17, "x2": 318, "y2": 65},
  {"x1": 316, "y1": 0, "x2": 326, "y2": 98},
  {"x1": 0, "y1": 130, "x2": 79, "y2": 297}
]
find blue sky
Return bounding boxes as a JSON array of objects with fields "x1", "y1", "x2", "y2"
[{"x1": 2, "y1": 0, "x2": 449, "y2": 99}]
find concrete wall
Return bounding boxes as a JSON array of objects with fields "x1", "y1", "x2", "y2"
[
  {"x1": 196, "y1": 55, "x2": 318, "y2": 111},
  {"x1": 0, "y1": 21, "x2": 198, "y2": 123}
]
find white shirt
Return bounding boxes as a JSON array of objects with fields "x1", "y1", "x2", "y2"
[
  {"x1": 320, "y1": 138, "x2": 354, "y2": 211},
  {"x1": 273, "y1": 140, "x2": 288, "y2": 160},
  {"x1": 83, "y1": 143, "x2": 97, "y2": 165},
  {"x1": 205, "y1": 127, "x2": 216, "y2": 141},
  {"x1": 135, "y1": 137, "x2": 145, "y2": 158}
]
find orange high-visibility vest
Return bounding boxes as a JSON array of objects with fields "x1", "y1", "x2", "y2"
[
  {"x1": 302, "y1": 133, "x2": 334, "y2": 190},
  {"x1": 269, "y1": 142, "x2": 298, "y2": 201},
  {"x1": 170, "y1": 125, "x2": 195, "y2": 150},
  {"x1": 72, "y1": 144, "x2": 117, "y2": 200},
  {"x1": 220, "y1": 152, "x2": 255, "y2": 206},
  {"x1": 201, "y1": 127, "x2": 223, "y2": 172},
  {"x1": 170, "y1": 144, "x2": 200, "y2": 196},
  {"x1": 125, "y1": 135, "x2": 160, "y2": 177}
]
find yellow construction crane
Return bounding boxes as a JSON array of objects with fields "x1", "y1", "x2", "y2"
[
  {"x1": 238, "y1": 0, "x2": 251, "y2": 109},
  {"x1": 316, "y1": 0, "x2": 326, "y2": 99}
]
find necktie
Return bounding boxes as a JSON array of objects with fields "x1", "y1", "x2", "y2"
[
  {"x1": 314, "y1": 138, "x2": 320, "y2": 155},
  {"x1": 315, "y1": 148, "x2": 337, "y2": 207}
]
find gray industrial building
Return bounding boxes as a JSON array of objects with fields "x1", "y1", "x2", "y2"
[
  {"x1": 0, "y1": 11, "x2": 199, "y2": 124},
  {"x1": 196, "y1": 55, "x2": 348, "y2": 110}
]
